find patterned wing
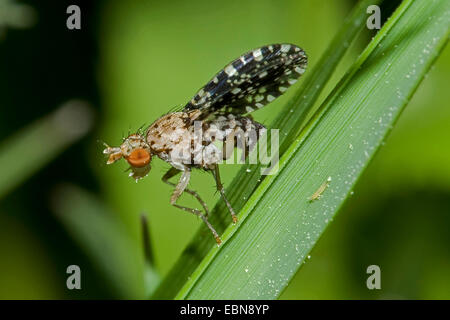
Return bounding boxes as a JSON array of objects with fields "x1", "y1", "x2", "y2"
[{"x1": 183, "y1": 44, "x2": 307, "y2": 118}]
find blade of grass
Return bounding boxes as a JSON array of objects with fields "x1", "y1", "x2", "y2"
[
  {"x1": 179, "y1": 0, "x2": 448, "y2": 299},
  {"x1": 153, "y1": 0, "x2": 382, "y2": 299},
  {"x1": 141, "y1": 214, "x2": 161, "y2": 296},
  {"x1": 0, "y1": 100, "x2": 93, "y2": 199}
]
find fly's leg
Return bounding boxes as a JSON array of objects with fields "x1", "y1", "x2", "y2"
[
  {"x1": 162, "y1": 167, "x2": 209, "y2": 217},
  {"x1": 162, "y1": 167, "x2": 221, "y2": 244},
  {"x1": 212, "y1": 163, "x2": 237, "y2": 224}
]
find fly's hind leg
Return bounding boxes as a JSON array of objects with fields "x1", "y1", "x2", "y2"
[
  {"x1": 211, "y1": 163, "x2": 237, "y2": 224},
  {"x1": 162, "y1": 167, "x2": 221, "y2": 244}
]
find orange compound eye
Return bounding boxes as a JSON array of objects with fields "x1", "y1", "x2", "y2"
[{"x1": 126, "y1": 148, "x2": 151, "y2": 168}]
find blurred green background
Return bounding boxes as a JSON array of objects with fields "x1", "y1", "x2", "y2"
[{"x1": 0, "y1": 0, "x2": 448, "y2": 299}]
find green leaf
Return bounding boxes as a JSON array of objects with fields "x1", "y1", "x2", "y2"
[
  {"x1": 0, "y1": 101, "x2": 93, "y2": 199},
  {"x1": 152, "y1": 0, "x2": 450, "y2": 300},
  {"x1": 153, "y1": 0, "x2": 383, "y2": 299},
  {"x1": 180, "y1": 0, "x2": 448, "y2": 299}
]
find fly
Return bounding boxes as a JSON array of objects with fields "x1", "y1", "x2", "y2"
[{"x1": 103, "y1": 44, "x2": 308, "y2": 244}]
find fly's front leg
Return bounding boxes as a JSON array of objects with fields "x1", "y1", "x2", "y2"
[
  {"x1": 162, "y1": 167, "x2": 221, "y2": 244},
  {"x1": 162, "y1": 167, "x2": 209, "y2": 217},
  {"x1": 212, "y1": 163, "x2": 237, "y2": 224}
]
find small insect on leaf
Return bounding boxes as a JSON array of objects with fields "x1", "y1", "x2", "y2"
[{"x1": 309, "y1": 176, "x2": 332, "y2": 201}]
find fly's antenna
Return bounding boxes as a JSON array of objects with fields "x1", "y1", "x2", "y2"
[{"x1": 96, "y1": 139, "x2": 108, "y2": 148}]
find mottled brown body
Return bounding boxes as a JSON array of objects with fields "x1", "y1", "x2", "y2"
[{"x1": 146, "y1": 110, "x2": 216, "y2": 171}]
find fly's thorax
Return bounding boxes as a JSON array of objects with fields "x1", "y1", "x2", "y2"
[
  {"x1": 146, "y1": 112, "x2": 193, "y2": 153},
  {"x1": 145, "y1": 111, "x2": 222, "y2": 168}
]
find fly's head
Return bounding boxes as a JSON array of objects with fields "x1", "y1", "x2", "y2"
[{"x1": 103, "y1": 133, "x2": 151, "y2": 181}]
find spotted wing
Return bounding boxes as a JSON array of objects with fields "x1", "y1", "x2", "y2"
[{"x1": 183, "y1": 44, "x2": 307, "y2": 118}]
